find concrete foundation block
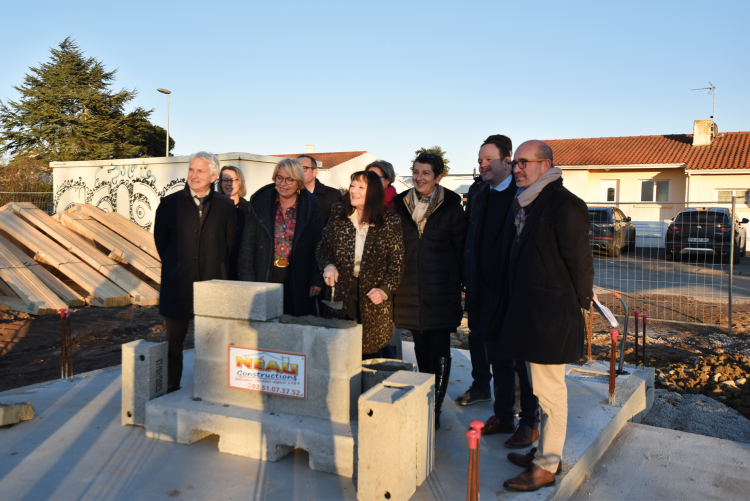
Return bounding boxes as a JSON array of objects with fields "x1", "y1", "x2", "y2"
[
  {"x1": 357, "y1": 382, "x2": 419, "y2": 501},
  {"x1": 383, "y1": 370, "x2": 435, "y2": 486},
  {"x1": 193, "y1": 280, "x2": 283, "y2": 321},
  {"x1": 361, "y1": 359, "x2": 415, "y2": 393},
  {"x1": 122, "y1": 339, "x2": 167, "y2": 426},
  {"x1": 0, "y1": 402, "x2": 35, "y2": 426}
]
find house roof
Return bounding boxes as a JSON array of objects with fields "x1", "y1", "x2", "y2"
[
  {"x1": 547, "y1": 132, "x2": 750, "y2": 170},
  {"x1": 270, "y1": 151, "x2": 368, "y2": 169}
]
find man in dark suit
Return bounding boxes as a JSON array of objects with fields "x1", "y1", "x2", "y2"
[
  {"x1": 298, "y1": 154, "x2": 342, "y2": 225},
  {"x1": 154, "y1": 151, "x2": 236, "y2": 393},
  {"x1": 461, "y1": 135, "x2": 540, "y2": 449},
  {"x1": 495, "y1": 140, "x2": 594, "y2": 491}
]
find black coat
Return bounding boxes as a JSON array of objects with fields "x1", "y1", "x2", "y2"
[
  {"x1": 239, "y1": 184, "x2": 324, "y2": 316},
  {"x1": 492, "y1": 178, "x2": 594, "y2": 364},
  {"x1": 228, "y1": 197, "x2": 250, "y2": 280},
  {"x1": 392, "y1": 187, "x2": 467, "y2": 332},
  {"x1": 312, "y1": 178, "x2": 343, "y2": 226},
  {"x1": 154, "y1": 185, "x2": 237, "y2": 319}
]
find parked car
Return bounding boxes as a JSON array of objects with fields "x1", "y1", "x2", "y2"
[
  {"x1": 665, "y1": 208, "x2": 748, "y2": 264},
  {"x1": 588, "y1": 206, "x2": 636, "y2": 257}
]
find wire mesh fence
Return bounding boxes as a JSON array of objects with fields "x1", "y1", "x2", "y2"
[
  {"x1": 586, "y1": 199, "x2": 747, "y2": 329},
  {"x1": 0, "y1": 192, "x2": 54, "y2": 214}
]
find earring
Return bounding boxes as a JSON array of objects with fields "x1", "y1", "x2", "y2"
[{"x1": 296, "y1": 189, "x2": 301, "y2": 195}]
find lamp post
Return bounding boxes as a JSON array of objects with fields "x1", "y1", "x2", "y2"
[{"x1": 157, "y1": 88, "x2": 171, "y2": 157}]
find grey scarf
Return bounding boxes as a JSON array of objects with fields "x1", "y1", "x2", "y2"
[
  {"x1": 513, "y1": 167, "x2": 562, "y2": 238},
  {"x1": 404, "y1": 185, "x2": 444, "y2": 236}
]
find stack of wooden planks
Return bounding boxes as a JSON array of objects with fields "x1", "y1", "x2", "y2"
[{"x1": 0, "y1": 202, "x2": 162, "y2": 315}]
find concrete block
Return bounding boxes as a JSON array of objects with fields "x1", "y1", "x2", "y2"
[
  {"x1": 357, "y1": 383, "x2": 419, "y2": 501},
  {"x1": 122, "y1": 339, "x2": 167, "y2": 426},
  {"x1": 383, "y1": 370, "x2": 435, "y2": 486},
  {"x1": 361, "y1": 359, "x2": 416, "y2": 393},
  {"x1": 193, "y1": 317, "x2": 362, "y2": 424},
  {"x1": 193, "y1": 280, "x2": 283, "y2": 321},
  {"x1": 0, "y1": 402, "x2": 34, "y2": 426}
]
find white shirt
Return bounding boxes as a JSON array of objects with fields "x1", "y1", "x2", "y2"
[
  {"x1": 348, "y1": 210, "x2": 372, "y2": 278},
  {"x1": 491, "y1": 175, "x2": 513, "y2": 192}
]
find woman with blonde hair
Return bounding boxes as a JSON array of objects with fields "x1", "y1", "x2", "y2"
[
  {"x1": 316, "y1": 170, "x2": 404, "y2": 357},
  {"x1": 239, "y1": 158, "x2": 324, "y2": 315},
  {"x1": 218, "y1": 165, "x2": 249, "y2": 279}
]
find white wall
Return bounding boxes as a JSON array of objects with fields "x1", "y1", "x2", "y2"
[{"x1": 326, "y1": 153, "x2": 378, "y2": 191}]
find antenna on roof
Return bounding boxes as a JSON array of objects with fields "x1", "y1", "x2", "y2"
[{"x1": 692, "y1": 82, "x2": 716, "y2": 124}]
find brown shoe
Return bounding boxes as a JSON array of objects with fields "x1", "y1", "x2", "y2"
[
  {"x1": 481, "y1": 415, "x2": 515, "y2": 435},
  {"x1": 504, "y1": 425, "x2": 539, "y2": 449},
  {"x1": 503, "y1": 463, "x2": 556, "y2": 491},
  {"x1": 508, "y1": 448, "x2": 562, "y2": 474}
]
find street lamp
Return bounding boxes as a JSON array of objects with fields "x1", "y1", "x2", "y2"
[{"x1": 157, "y1": 88, "x2": 171, "y2": 157}]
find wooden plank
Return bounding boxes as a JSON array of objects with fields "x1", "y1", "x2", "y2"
[
  {"x1": 56, "y1": 211, "x2": 161, "y2": 283},
  {"x1": 0, "y1": 211, "x2": 129, "y2": 307},
  {"x1": 70, "y1": 204, "x2": 160, "y2": 260},
  {"x1": 6, "y1": 203, "x2": 158, "y2": 306}
]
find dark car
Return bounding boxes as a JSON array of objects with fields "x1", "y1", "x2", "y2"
[
  {"x1": 588, "y1": 206, "x2": 636, "y2": 257},
  {"x1": 665, "y1": 208, "x2": 748, "y2": 264}
]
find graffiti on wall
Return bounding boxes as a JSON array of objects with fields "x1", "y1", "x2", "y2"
[{"x1": 54, "y1": 164, "x2": 185, "y2": 231}]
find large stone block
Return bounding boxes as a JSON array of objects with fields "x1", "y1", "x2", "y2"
[
  {"x1": 193, "y1": 316, "x2": 362, "y2": 424},
  {"x1": 383, "y1": 370, "x2": 435, "y2": 486},
  {"x1": 357, "y1": 382, "x2": 419, "y2": 501},
  {"x1": 0, "y1": 402, "x2": 35, "y2": 426},
  {"x1": 193, "y1": 280, "x2": 283, "y2": 321},
  {"x1": 361, "y1": 359, "x2": 416, "y2": 393},
  {"x1": 122, "y1": 339, "x2": 167, "y2": 426}
]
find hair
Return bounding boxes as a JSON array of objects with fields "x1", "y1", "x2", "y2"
[
  {"x1": 481, "y1": 134, "x2": 512, "y2": 159},
  {"x1": 188, "y1": 151, "x2": 221, "y2": 176},
  {"x1": 218, "y1": 165, "x2": 247, "y2": 198},
  {"x1": 341, "y1": 170, "x2": 385, "y2": 225},
  {"x1": 535, "y1": 141, "x2": 554, "y2": 165},
  {"x1": 365, "y1": 160, "x2": 396, "y2": 185},
  {"x1": 272, "y1": 158, "x2": 306, "y2": 191},
  {"x1": 297, "y1": 154, "x2": 318, "y2": 169},
  {"x1": 412, "y1": 152, "x2": 445, "y2": 177}
]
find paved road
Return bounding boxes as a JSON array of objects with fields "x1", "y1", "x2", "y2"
[{"x1": 592, "y1": 248, "x2": 750, "y2": 302}]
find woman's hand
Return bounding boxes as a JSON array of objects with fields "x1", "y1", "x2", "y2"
[
  {"x1": 323, "y1": 265, "x2": 339, "y2": 286},
  {"x1": 309, "y1": 286, "x2": 322, "y2": 297},
  {"x1": 366, "y1": 288, "x2": 387, "y2": 305}
]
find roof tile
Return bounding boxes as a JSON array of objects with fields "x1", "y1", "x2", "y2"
[{"x1": 270, "y1": 151, "x2": 368, "y2": 169}]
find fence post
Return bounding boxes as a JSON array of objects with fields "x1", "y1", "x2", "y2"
[{"x1": 729, "y1": 196, "x2": 735, "y2": 335}]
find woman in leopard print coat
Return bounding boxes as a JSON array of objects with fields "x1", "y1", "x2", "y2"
[{"x1": 316, "y1": 171, "x2": 405, "y2": 355}]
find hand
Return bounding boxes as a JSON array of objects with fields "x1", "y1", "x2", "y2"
[
  {"x1": 323, "y1": 265, "x2": 339, "y2": 286},
  {"x1": 309, "y1": 286, "x2": 322, "y2": 297},
  {"x1": 591, "y1": 292, "x2": 599, "y2": 305},
  {"x1": 366, "y1": 288, "x2": 387, "y2": 305}
]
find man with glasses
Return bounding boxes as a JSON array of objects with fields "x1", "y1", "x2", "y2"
[
  {"x1": 154, "y1": 151, "x2": 236, "y2": 393},
  {"x1": 460, "y1": 135, "x2": 541, "y2": 449},
  {"x1": 489, "y1": 141, "x2": 593, "y2": 491},
  {"x1": 392, "y1": 152, "x2": 467, "y2": 429},
  {"x1": 298, "y1": 154, "x2": 342, "y2": 225}
]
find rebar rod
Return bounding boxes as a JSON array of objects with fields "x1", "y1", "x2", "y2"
[{"x1": 609, "y1": 329, "x2": 618, "y2": 405}]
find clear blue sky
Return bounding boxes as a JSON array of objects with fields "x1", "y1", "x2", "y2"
[{"x1": 2, "y1": 0, "x2": 748, "y2": 175}]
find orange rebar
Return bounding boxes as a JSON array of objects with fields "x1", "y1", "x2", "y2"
[
  {"x1": 609, "y1": 329, "x2": 618, "y2": 404},
  {"x1": 587, "y1": 305, "x2": 593, "y2": 364},
  {"x1": 642, "y1": 314, "x2": 648, "y2": 367},
  {"x1": 633, "y1": 311, "x2": 640, "y2": 366},
  {"x1": 466, "y1": 429, "x2": 480, "y2": 501}
]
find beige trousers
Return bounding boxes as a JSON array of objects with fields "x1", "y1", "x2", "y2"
[{"x1": 525, "y1": 362, "x2": 567, "y2": 473}]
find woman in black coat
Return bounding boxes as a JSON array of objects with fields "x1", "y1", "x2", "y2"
[
  {"x1": 239, "y1": 158, "x2": 324, "y2": 316},
  {"x1": 392, "y1": 153, "x2": 467, "y2": 428},
  {"x1": 218, "y1": 165, "x2": 250, "y2": 280}
]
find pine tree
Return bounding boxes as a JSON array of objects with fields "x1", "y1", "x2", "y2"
[
  {"x1": 411, "y1": 145, "x2": 450, "y2": 174},
  {"x1": 0, "y1": 37, "x2": 174, "y2": 162}
]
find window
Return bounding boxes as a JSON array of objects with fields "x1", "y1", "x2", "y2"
[
  {"x1": 718, "y1": 190, "x2": 749, "y2": 204},
  {"x1": 606, "y1": 188, "x2": 615, "y2": 202},
  {"x1": 641, "y1": 180, "x2": 669, "y2": 202}
]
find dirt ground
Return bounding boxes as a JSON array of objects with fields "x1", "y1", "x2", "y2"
[{"x1": 2, "y1": 303, "x2": 749, "y2": 420}]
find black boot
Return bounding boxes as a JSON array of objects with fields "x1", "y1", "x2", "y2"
[{"x1": 433, "y1": 355, "x2": 452, "y2": 430}]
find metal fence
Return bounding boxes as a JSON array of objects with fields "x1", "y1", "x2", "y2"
[
  {"x1": 586, "y1": 199, "x2": 745, "y2": 330},
  {"x1": 0, "y1": 192, "x2": 54, "y2": 214}
]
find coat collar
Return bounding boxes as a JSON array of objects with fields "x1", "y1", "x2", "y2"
[
  {"x1": 514, "y1": 177, "x2": 562, "y2": 253},
  {"x1": 249, "y1": 183, "x2": 310, "y2": 241}
]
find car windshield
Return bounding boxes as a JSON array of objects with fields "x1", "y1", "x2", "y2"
[
  {"x1": 674, "y1": 211, "x2": 729, "y2": 225},
  {"x1": 588, "y1": 210, "x2": 610, "y2": 224}
]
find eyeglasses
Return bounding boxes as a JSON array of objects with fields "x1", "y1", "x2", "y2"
[
  {"x1": 509, "y1": 159, "x2": 547, "y2": 170},
  {"x1": 275, "y1": 175, "x2": 296, "y2": 185},
  {"x1": 416, "y1": 152, "x2": 440, "y2": 161},
  {"x1": 302, "y1": 166, "x2": 318, "y2": 171},
  {"x1": 221, "y1": 178, "x2": 239, "y2": 185}
]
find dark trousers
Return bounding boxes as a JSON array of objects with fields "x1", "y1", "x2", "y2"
[
  {"x1": 165, "y1": 317, "x2": 192, "y2": 392},
  {"x1": 489, "y1": 354, "x2": 539, "y2": 429},
  {"x1": 467, "y1": 312, "x2": 492, "y2": 390},
  {"x1": 411, "y1": 329, "x2": 452, "y2": 373},
  {"x1": 268, "y1": 266, "x2": 294, "y2": 315}
]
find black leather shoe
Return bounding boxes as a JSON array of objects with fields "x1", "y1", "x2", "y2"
[{"x1": 455, "y1": 386, "x2": 492, "y2": 406}]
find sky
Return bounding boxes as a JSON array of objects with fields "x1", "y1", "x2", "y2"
[{"x1": 1, "y1": 0, "x2": 748, "y2": 175}]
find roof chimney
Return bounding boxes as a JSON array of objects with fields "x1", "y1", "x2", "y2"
[
  {"x1": 692, "y1": 120, "x2": 713, "y2": 147},
  {"x1": 306, "y1": 145, "x2": 315, "y2": 153}
]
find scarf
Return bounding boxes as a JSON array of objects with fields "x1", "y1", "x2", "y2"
[
  {"x1": 405, "y1": 185, "x2": 444, "y2": 236},
  {"x1": 513, "y1": 167, "x2": 562, "y2": 238}
]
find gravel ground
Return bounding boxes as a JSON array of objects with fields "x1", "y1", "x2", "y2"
[{"x1": 644, "y1": 389, "x2": 750, "y2": 444}]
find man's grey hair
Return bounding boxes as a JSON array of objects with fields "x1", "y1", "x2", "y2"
[
  {"x1": 535, "y1": 142, "x2": 554, "y2": 165},
  {"x1": 188, "y1": 151, "x2": 221, "y2": 176},
  {"x1": 366, "y1": 160, "x2": 396, "y2": 185}
]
